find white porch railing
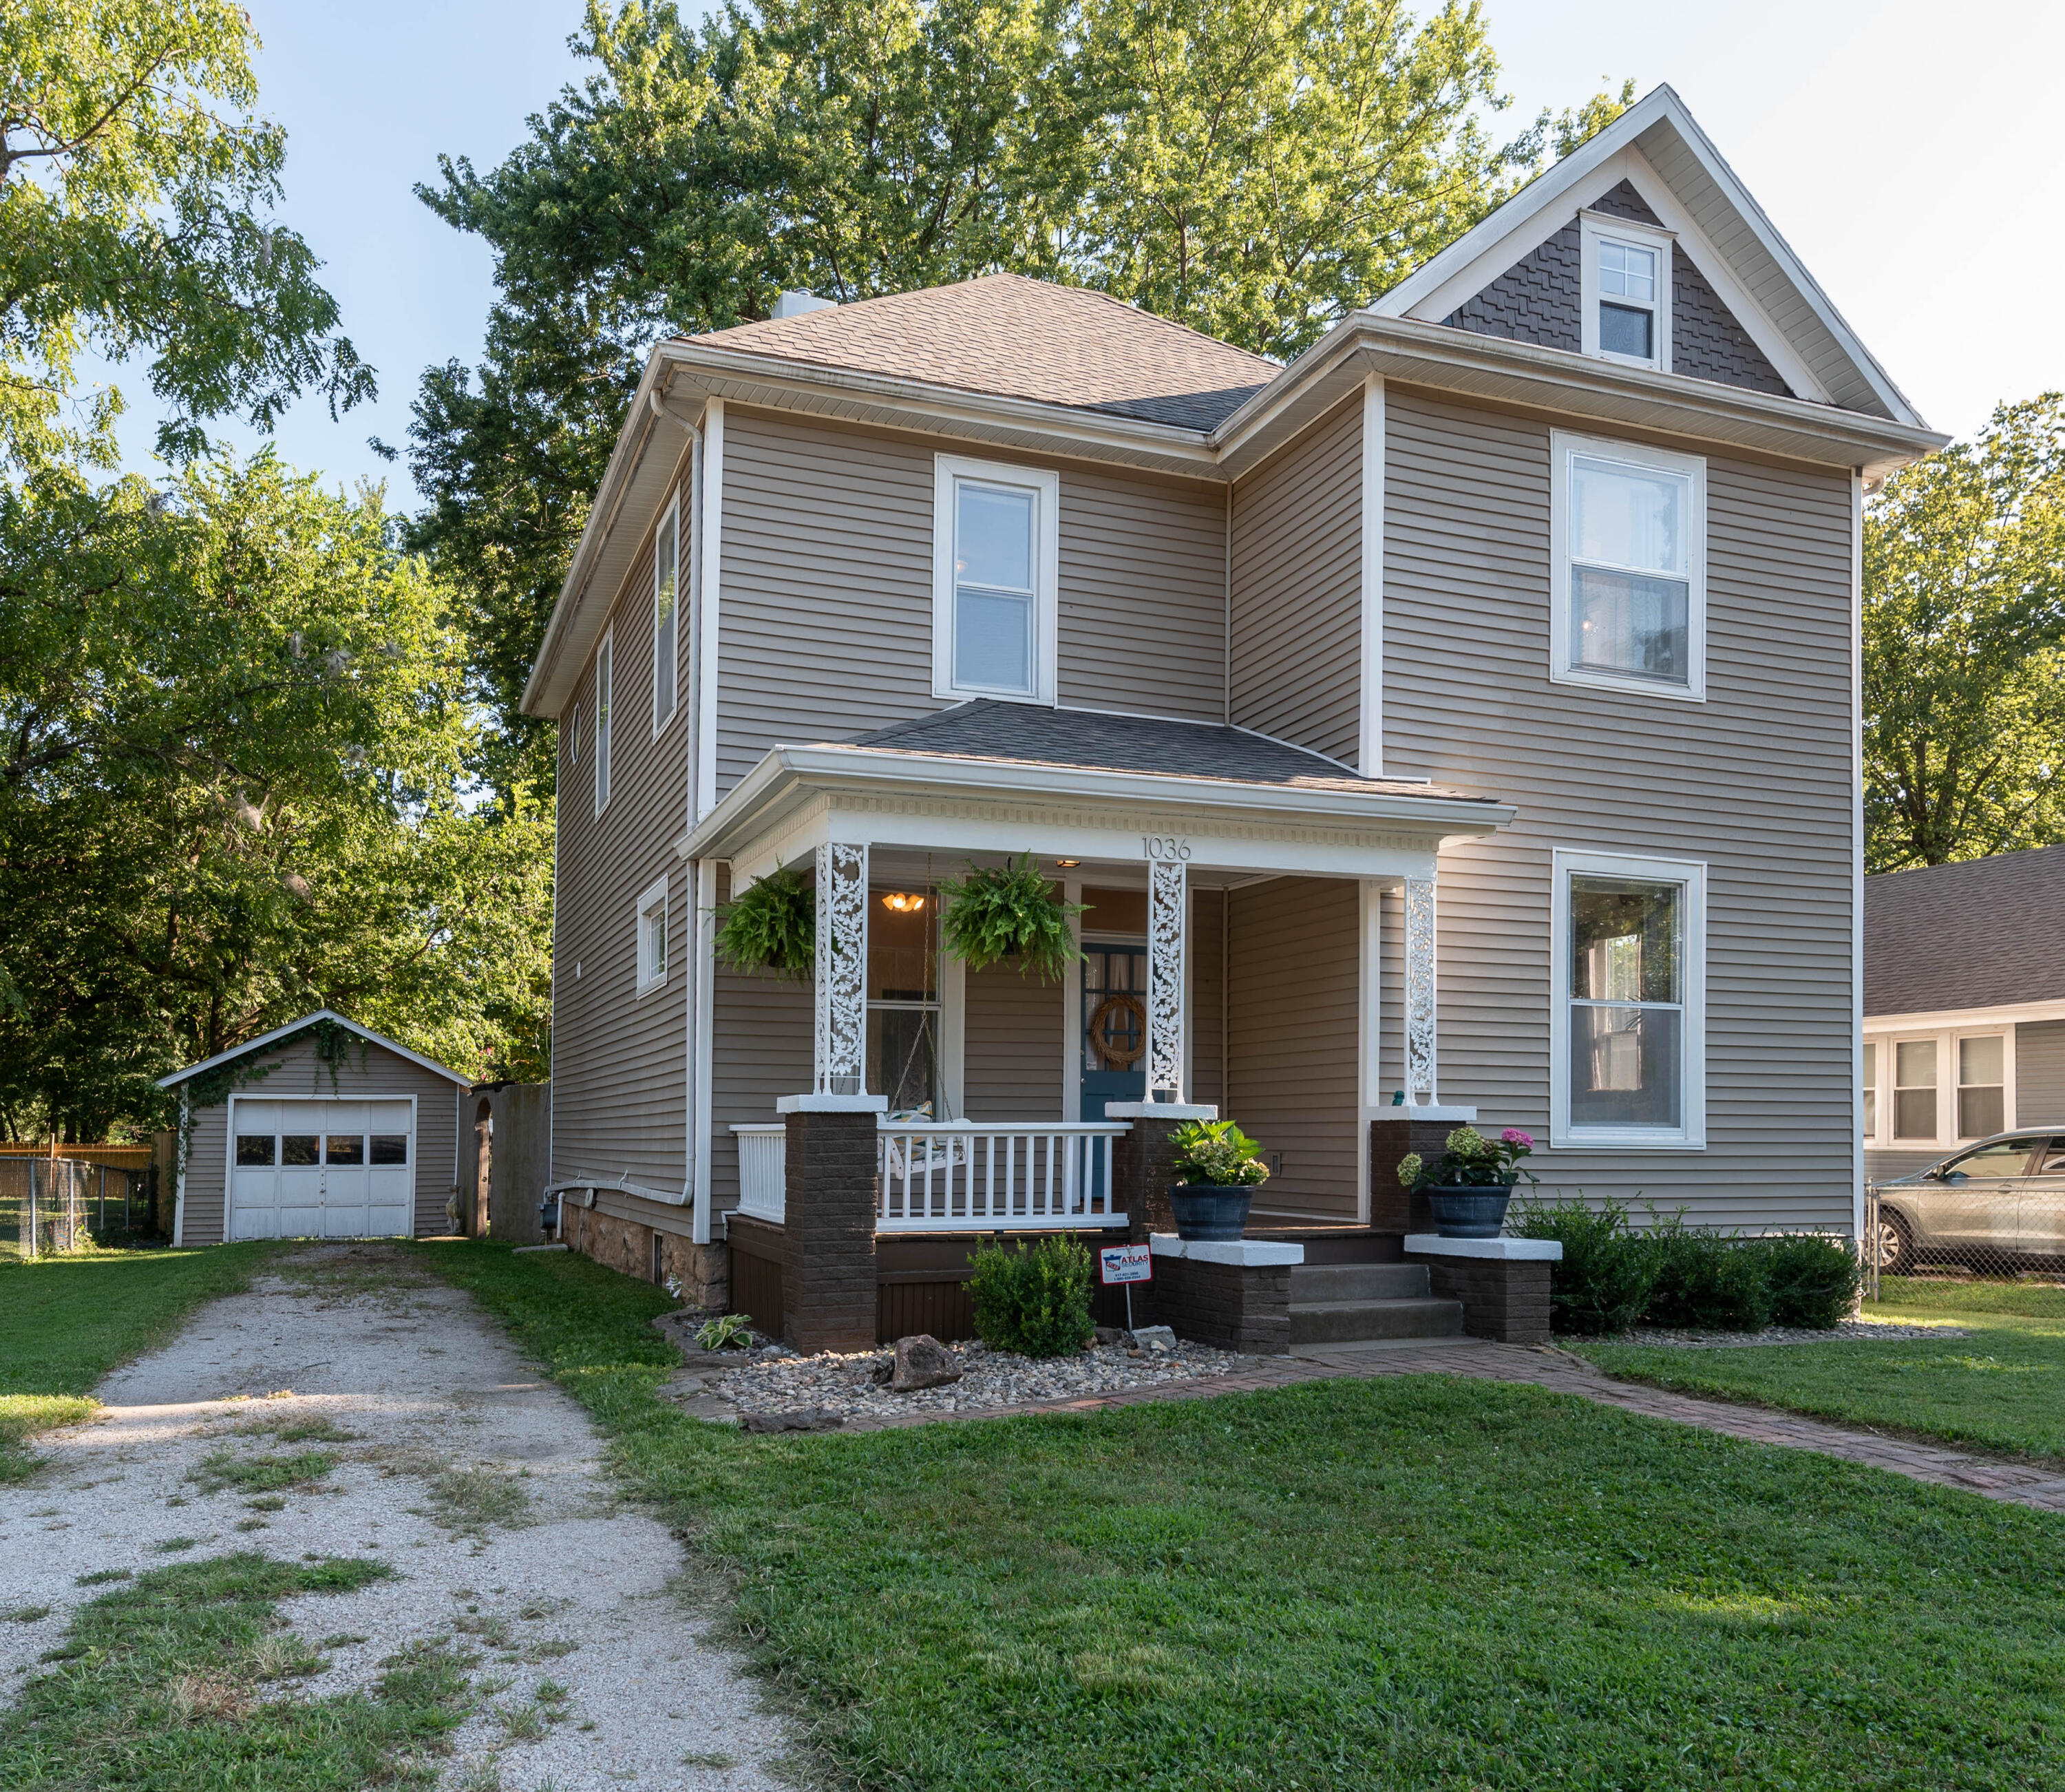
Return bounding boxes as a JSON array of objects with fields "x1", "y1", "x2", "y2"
[
  {"x1": 877, "y1": 1121, "x2": 1129, "y2": 1232},
  {"x1": 732, "y1": 1124, "x2": 787, "y2": 1223}
]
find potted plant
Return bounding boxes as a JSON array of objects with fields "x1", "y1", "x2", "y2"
[
  {"x1": 1166, "y1": 1119, "x2": 1269, "y2": 1240},
  {"x1": 940, "y1": 855, "x2": 1084, "y2": 980},
  {"x1": 1396, "y1": 1128, "x2": 1536, "y2": 1238}
]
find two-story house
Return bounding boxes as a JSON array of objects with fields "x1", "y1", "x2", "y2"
[{"x1": 523, "y1": 86, "x2": 1942, "y2": 1350}]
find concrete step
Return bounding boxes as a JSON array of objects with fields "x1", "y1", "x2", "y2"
[
  {"x1": 1288, "y1": 1296, "x2": 1463, "y2": 1345},
  {"x1": 1289, "y1": 1262, "x2": 1430, "y2": 1303}
]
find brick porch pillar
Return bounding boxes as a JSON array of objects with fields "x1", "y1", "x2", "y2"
[
  {"x1": 1368, "y1": 1113, "x2": 1477, "y2": 1235},
  {"x1": 778, "y1": 1094, "x2": 885, "y2": 1353},
  {"x1": 1108, "y1": 1101, "x2": 1218, "y2": 1242}
]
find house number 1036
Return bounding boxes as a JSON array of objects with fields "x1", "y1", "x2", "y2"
[{"x1": 1141, "y1": 835, "x2": 1192, "y2": 861}]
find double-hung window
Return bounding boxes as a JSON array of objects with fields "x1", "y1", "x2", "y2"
[
  {"x1": 869, "y1": 888, "x2": 940, "y2": 1117},
  {"x1": 1868, "y1": 1029, "x2": 2013, "y2": 1146},
  {"x1": 593, "y1": 631, "x2": 613, "y2": 815},
  {"x1": 653, "y1": 496, "x2": 680, "y2": 732},
  {"x1": 1580, "y1": 212, "x2": 1671, "y2": 371},
  {"x1": 635, "y1": 874, "x2": 669, "y2": 993},
  {"x1": 933, "y1": 454, "x2": 1058, "y2": 705},
  {"x1": 1551, "y1": 432, "x2": 1706, "y2": 701},
  {"x1": 1552, "y1": 849, "x2": 1706, "y2": 1148}
]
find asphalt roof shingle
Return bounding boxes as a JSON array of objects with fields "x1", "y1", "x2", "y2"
[
  {"x1": 687, "y1": 275, "x2": 1278, "y2": 431},
  {"x1": 830, "y1": 701, "x2": 1493, "y2": 803},
  {"x1": 1865, "y1": 845, "x2": 2065, "y2": 1016}
]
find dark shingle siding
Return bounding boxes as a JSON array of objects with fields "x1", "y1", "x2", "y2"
[
  {"x1": 1443, "y1": 179, "x2": 1793, "y2": 399},
  {"x1": 1865, "y1": 845, "x2": 2065, "y2": 1015}
]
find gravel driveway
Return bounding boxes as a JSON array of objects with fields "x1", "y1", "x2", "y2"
[{"x1": 0, "y1": 1244, "x2": 792, "y2": 1791}]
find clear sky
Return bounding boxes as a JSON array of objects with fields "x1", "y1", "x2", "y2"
[{"x1": 89, "y1": 0, "x2": 2064, "y2": 503}]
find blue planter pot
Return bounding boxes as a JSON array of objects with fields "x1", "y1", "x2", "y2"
[
  {"x1": 1423, "y1": 1185, "x2": 1515, "y2": 1239},
  {"x1": 1167, "y1": 1186, "x2": 1254, "y2": 1241}
]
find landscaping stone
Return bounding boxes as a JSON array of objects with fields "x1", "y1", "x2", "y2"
[
  {"x1": 891, "y1": 1334, "x2": 962, "y2": 1392},
  {"x1": 1127, "y1": 1325, "x2": 1177, "y2": 1352},
  {"x1": 740, "y1": 1407, "x2": 845, "y2": 1434},
  {"x1": 1611, "y1": 1318, "x2": 1971, "y2": 1349}
]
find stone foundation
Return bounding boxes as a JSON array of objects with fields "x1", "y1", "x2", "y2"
[{"x1": 562, "y1": 1204, "x2": 728, "y2": 1309}]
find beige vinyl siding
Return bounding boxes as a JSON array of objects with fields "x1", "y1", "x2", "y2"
[
  {"x1": 2018, "y1": 1020, "x2": 2065, "y2": 1126},
  {"x1": 714, "y1": 408, "x2": 1229, "y2": 795},
  {"x1": 553, "y1": 500, "x2": 692, "y2": 1196},
  {"x1": 1229, "y1": 393, "x2": 1362, "y2": 763},
  {"x1": 1381, "y1": 386, "x2": 1857, "y2": 1231},
  {"x1": 1227, "y1": 877, "x2": 1359, "y2": 1220},
  {"x1": 178, "y1": 1034, "x2": 463, "y2": 1245},
  {"x1": 1189, "y1": 889, "x2": 1227, "y2": 1109},
  {"x1": 962, "y1": 966, "x2": 1065, "y2": 1120},
  {"x1": 709, "y1": 967, "x2": 813, "y2": 1216}
]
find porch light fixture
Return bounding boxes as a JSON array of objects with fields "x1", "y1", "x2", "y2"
[
  {"x1": 880, "y1": 892, "x2": 926, "y2": 914},
  {"x1": 1055, "y1": 858, "x2": 1081, "y2": 867}
]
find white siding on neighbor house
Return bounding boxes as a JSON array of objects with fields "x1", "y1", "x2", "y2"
[
  {"x1": 714, "y1": 407, "x2": 1231, "y2": 796},
  {"x1": 1227, "y1": 877, "x2": 1360, "y2": 1221},
  {"x1": 1229, "y1": 393, "x2": 1362, "y2": 764},
  {"x1": 553, "y1": 457, "x2": 694, "y2": 1200},
  {"x1": 2018, "y1": 1020, "x2": 2065, "y2": 1128},
  {"x1": 1381, "y1": 385, "x2": 1858, "y2": 1232},
  {"x1": 179, "y1": 1033, "x2": 463, "y2": 1245}
]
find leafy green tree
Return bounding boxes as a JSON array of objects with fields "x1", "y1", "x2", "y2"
[
  {"x1": 0, "y1": 0, "x2": 374, "y2": 472},
  {"x1": 408, "y1": 0, "x2": 1627, "y2": 790},
  {"x1": 1863, "y1": 394, "x2": 2065, "y2": 871},
  {"x1": 0, "y1": 456, "x2": 551, "y2": 1139}
]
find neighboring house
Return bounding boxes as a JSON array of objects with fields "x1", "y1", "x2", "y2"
[
  {"x1": 1863, "y1": 846, "x2": 2065, "y2": 1182},
  {"x1": 157, "y1": 1011, "x2": 472, "y2": 1247},
  {"x1": 523, "y1": 85, "x2": 1944, "y2": 1339}
]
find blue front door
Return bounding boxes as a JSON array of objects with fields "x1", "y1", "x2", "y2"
[{"x1": 1081, "y1": 944, "x2": 1148, "y2": 1120}]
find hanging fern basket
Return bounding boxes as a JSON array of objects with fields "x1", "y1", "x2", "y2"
[
  {"x1": 940, "y1": 856, "x2": 1084, "y2": 983},
  {"x1": 714, "y1": 868, "x2": 815, "y2": 980}
]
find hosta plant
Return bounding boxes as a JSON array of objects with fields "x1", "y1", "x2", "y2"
[
  {"x1": 695, "y1": 1313, "x2": 756, "y2": 1351},
  {"x1": 940, "y1": 855, "x2": 1084, "y2": 981},
  {"x1": 714, "y1": 868, "x2": 814, "y2": 979}
]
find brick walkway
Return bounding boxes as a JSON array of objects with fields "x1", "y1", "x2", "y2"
[{"x1": 840, "y1": 1336, "x2": 2065, "y2": 1515}]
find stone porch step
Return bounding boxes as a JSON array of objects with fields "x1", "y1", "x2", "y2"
[
  {"x1": 1288, "y1": 1296, "x2": 1464, "y2": 1345},
  {"x1": 1290, "y1": 1262, "x2": 1432, "y2": 1303}
]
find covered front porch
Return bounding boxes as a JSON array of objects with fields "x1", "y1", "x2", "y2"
[{"x1": 680, "y1": 704, "x2": 1551, "y2": 1350}]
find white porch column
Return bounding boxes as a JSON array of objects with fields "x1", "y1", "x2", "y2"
[
  {"x1": 814, "y1": 841, "x2": 869, "y2": 1096},
  {"x1": 1146, "y1": 856, "x2": 1187, "y2": 1101},
  {"x1": 1404, "y1": 872, "x2": 1438, "y2": 1107}
]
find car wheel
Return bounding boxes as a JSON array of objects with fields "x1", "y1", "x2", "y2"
[{"x1": 1867, "y1": 1206, "x2": 1914, "y2": 1275}]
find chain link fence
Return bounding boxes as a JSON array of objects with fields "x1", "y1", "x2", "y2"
[
  {"x1": 1863, "y1": 1178, "x2": 2065, "y2": 1303},
  {"x1": 0, "y1": 1158, "x2": 153, "y2": 1258}
]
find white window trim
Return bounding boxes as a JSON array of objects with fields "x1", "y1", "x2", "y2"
[
  {"x1": 593, "y1": 627, "x2": 613, "y2": 817},
  {"x1": 635, "y1": 873, "x2": 670, "y2": 995},
  {"x1": 1549, "y1": 430, "x2": 1708, "y2": 704},
  {"x1": 1864, "y1": 1024, "x2": 2017, "y2": 1150},
  {"x1": 1580, "y1": 210, "x2": 1673, "y2": 372},
  {"x1": 931, "y1": 452, "x2": 1059, "y2": 707},
  {"x1": 1550, "y1": 847, "x2": 1707, "y2": 1150},
  {"x1": 653, "y1": 492, "x2": 681, "y2": 738}
]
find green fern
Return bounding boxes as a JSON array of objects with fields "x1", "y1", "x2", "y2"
[
  {"x1": 939, "y1": 856, "x2": 1084, "y2": 982},
  {"x1": 714, "y1": 868, "x2": 814, "y2": 979}
]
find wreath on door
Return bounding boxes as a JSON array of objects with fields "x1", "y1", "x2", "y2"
[{"x1": 1088, "y1": 992, "x2": 1147, "y2": 1071}]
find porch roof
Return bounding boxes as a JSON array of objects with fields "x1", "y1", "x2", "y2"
[{"x1": 679, "y1": 703, "x2": 1510, "y2": 876}]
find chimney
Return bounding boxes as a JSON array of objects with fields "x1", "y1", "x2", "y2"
[{"x1": 772, "y1": 290, "x2": 838, "y2": 319}]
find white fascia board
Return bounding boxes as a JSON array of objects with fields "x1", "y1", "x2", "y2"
[
  {"x1": 1865, "y1": 999, "x2": 2065, "y2": 1033},
  {"x1": 157, "y1": 1008, "x2": 474, "y2": 1090}
]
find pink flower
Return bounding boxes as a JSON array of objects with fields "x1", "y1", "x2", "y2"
[{"x1": 1501, "y1": 1128, "x2": 1534, "y2": 1149}]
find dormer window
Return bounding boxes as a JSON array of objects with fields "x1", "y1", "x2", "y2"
[{"x1": 1581, "y1": 213, "x2": 1672, "y2": 372}]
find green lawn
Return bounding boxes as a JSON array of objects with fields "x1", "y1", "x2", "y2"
[
  {"x1": 0, "y1": 1243, "x2": 279, "y2": 1480},
  {"x1": 1577, "y1": 1279, "x2": 2065, "y2": 1464},
  {"x1": 413, "y1": 1240, "x2": 2065, "y2": 1791}
]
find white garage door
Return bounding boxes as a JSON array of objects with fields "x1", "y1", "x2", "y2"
[{"x1": 229, "y1": 1098, "x2": 415, "y2": 1239}]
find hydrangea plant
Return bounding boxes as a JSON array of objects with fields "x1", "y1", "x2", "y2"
[
  {"x1": 1397, "y1": 1126, "x2": 1536, "y2": 1189},
  {"x1": 1168, "y1": 1119, "x2": 1271, "y2": 1188}
]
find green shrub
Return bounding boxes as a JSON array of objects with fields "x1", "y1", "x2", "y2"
[
  {"x1": 1752, "y1": 1233, "x2": 1859, "y2": 1329},
  {"x1": 966, "y1": 1236, "x2": 1094, "y2": 1358},
  {"x1": 1510, "y1": 1195, "x2": 1655, "y2": 1336},
  {"x1": 1640, "y1": 1219, "x2": 1772, "y2": 1331}
]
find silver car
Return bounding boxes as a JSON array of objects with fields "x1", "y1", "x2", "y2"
[{"x1": 1869, "y1": 1130, "x2": 2065, "y2": 1272}]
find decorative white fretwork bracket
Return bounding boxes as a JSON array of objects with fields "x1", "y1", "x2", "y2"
[
  {"x1": 1146, "y1": 857, "x2": 1187, "y2": 1099},
  {"x1": 814, "y1": 841, "x2": 868, "y2": 1095},
  {"x1": 1403, "y1": 874, "x2": 1438, "y2": 1106}
]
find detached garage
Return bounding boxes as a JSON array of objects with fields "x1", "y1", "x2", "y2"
[{"x1": 158, "y1": 1011, "x2": 470, "y2": 1246}]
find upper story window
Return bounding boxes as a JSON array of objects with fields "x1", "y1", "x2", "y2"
[
  {"x1": 933, "y1": 453, "x2": 1058, "y2": 706},
  {"x1": 1580, "y1": 212, "x2": 1672, "y2": 372},
  {"x1": 635, "y1": 874, "x2": 669, "y2": 993},
  {"x1": 593, "y1": 629, "x2": 613, "y2": 816},
  {"x1": 1550, "y1": 432, "x2": 1706, "y2": 703},
  {"x1": 1551, "y1": 848, "x2": 1706, "y2": 1150},
  {"x1": 653, "y1": 496, "x2": 680, "y2": 734}
]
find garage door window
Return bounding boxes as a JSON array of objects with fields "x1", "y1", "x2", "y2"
[
  {"x1": 326, "y1": 1134, "x2": 364, "y2": 1166},
  {"x1": 372, "y1": 1135, "x2": 407, "y2": 1165},
  {"x1": 284, "y1": 1133, "x2": 319, "y2": 1166},
  {"x1": 237, "y1": 1134, "x2": 275, "y2": 1166}
]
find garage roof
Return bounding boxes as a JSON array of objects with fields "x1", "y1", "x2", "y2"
[{"x1": 157, "y1": 1010, "x2": 474, "y2": 1090}]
